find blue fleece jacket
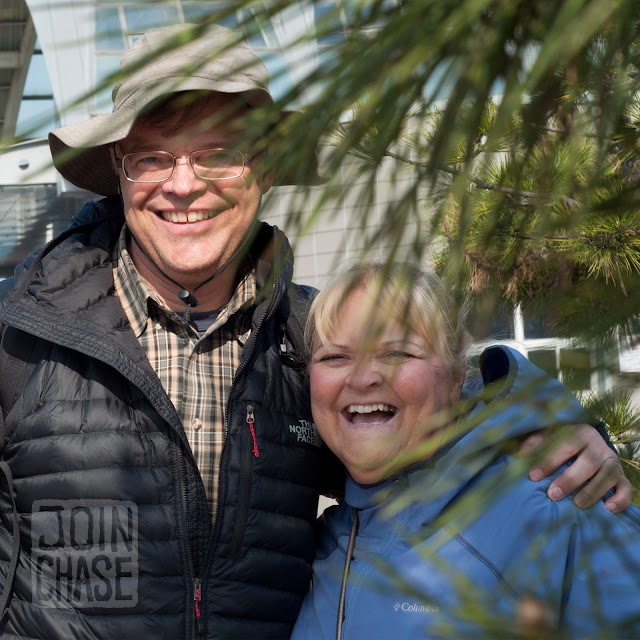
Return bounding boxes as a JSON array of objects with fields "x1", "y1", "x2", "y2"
[{"x1": 291, "y1": 346, "x2": 640, "y2": 639}]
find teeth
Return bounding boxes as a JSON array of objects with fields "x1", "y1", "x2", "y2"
[
  {"x1": 161, "y1": 210, "x2": 216, "y2": 223},
  {"x1": 348, "y1": 404, "x2": 394, "y2": 414}
]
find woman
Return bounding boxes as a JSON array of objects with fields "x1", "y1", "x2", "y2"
[{"x1": 291, "y1": 263, "x2": 640, "y2": 639}]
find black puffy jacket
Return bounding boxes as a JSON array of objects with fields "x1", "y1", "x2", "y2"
[{"x1": 0, "y1": 197, "x2": 337, "y2": 639}]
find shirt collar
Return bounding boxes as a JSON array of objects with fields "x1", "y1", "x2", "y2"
[{"x1": 113, "y1": 224, "x2": 256, "y2": 340}]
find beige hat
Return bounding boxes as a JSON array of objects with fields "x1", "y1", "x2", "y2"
[{"x1": 49, "y1": 23, "x2": 319, "y2": 194}]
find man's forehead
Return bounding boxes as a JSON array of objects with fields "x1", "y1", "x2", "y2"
[
  {"x1": 120, "y1": 124, "x2": 240, "y2": 148},
  {"x1": 121, "y1": 96, "x2": 250, "y2": 148},
  {"x1": 132, "y1": 92, "x2": 250, "y2": 134}
]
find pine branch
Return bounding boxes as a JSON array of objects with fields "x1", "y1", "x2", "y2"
[
  {"x1": 539, "y1": 125, "x2": 607, "y2": 140},
  {"x1": 384, "y1": 150, "x2": 580, "y2": 207}
]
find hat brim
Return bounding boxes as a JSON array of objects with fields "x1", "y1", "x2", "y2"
[{"x1": 50, "y1": 84, "x2": 324, "y2": 194}]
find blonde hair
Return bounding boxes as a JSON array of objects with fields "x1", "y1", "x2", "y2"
[{"x1": 305, "y1": 262, "x2": 471, "y2": 377}]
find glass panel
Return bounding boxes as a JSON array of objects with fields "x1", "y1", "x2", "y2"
[
  {"x1": 95, "y1": 55, "x2": 123, "y2": 112},
  {"x1": 243, "y1": 10, "x2": 277, "y2": 48},
  {"x1": 523, "y1": 308, "x2": 555, "y2": 339},
  {"x1": 314, "y1": 2, "x2": 345, "y2": 46},
  {"x1": 317, "y1": 46, "x2": 338, "y2": 68},
  {"x1": 342, "y1": 0, "x2": 396, "y2": 28},
  {"x1": 467, "y1": 298, "x2": 515, "y2": 341},
  {"x1": 182, "y1": 4, "x2": 221, "y2": 22},
  {"x1": 124, "y1": 5, "x2": 179, "y2": 32},
  {"x1": 95, "y1": 6, "x2": 125, "y2": 51},
  {"x1": 16, "y1": 100, "x2": 58, "y2": 138},
  {"x1": 560, "y1": 348, "x2": 592, "y2": 391},
  {"x1": 216, "y1": 12, "x2": 240, "y2": 31},
  {"x1": 528, "y1": 349, "x2": 559, "y2": 380},
  {"x1": 23, "y1": 54, "x2": 53, "y2": 95},
  {"x1": 261, "y1": 50, "x2": 292, "y2": 100}
]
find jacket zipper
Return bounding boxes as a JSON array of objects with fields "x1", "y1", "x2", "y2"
[
  {"x1": 247, "y1": 405, "x2": 259, "y2": 457},
  {"x1": 176, "y1": 449, "x2": 197, "y2": 638},
  {"x1": 216, "y1": 278, "x2": 276, "y2": 559},
  {"x1": 194, "y1": 232, "x2": 282, "y2": 626},
  {"x1": 193, "y1": 577, "x2": 202, "y2": 628}
]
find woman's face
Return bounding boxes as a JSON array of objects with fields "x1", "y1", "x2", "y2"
[{"x1": 309, "y1": 287, "x2": 462, "y2": 485}]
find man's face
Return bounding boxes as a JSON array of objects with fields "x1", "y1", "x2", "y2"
[{"x1": 115, "y1": 94, "x2": 272, "y2": 289}]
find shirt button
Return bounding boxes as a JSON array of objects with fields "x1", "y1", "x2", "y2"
[{"x1": 192, "y1": 418, "x2": 204, "y2": 431}]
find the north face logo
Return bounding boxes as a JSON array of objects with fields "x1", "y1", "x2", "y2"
[{"x1": 289, "y1": 419, "x2": 322, "y2": 447}]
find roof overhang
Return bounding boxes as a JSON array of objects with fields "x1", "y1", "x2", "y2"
[{"x1": 0, "y1": 0, "x2": 36, "y2": 142}]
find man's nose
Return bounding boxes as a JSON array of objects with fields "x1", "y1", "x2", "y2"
[{"x1": 162, "y1": 156, "x2": 207, "y2": 197}]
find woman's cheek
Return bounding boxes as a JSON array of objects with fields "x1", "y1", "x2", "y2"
[{"x1": 309, "y1": 366, "x2": 340, "y2": 434}]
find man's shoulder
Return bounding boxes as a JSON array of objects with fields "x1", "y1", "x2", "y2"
[
  {"x1": 285, "y1": 281, "x2": 318, "y2": 324},
  {"x1": 68, "y1": 195, "x2": 124, "y2": 229},
  {"x1": 288, "y1": 281, "x2": 318, "y2": 306},
  {"x1": 0, "y1": 277, "x2": 15, "y2": 304}
]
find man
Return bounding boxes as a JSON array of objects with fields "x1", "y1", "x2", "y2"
[{"x1": 0, "y1": 23, "x2": 629, "y2": 640}]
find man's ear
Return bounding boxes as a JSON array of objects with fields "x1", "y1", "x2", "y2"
[
  {"x1": 259, "y1": 168, "x2": 275, "y2": 195},
  {"x1": 255, "y1": 151, "x2": 274, "y2": 194},
  {"x1": 109, "y1": 144, "x2": 119, "y2": 171}
]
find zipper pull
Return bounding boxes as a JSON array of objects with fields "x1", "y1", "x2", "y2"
[
  {"x1": 247, "y1": 405, "x2": 260, "y2": 457},
  {"x1": 194, "y1": 578, "x2": 202, "y2": 622},
  {"x1": 279, "y1": 323, "x2": 287, "y2": 354}
]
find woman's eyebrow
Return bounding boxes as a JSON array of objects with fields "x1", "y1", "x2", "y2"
[
  {"x1": 315, "y1": 342, "x2": 349, "y2": 351},
  {"x1": 376, "y1": 337, "x2": 425, "y2": 348}
]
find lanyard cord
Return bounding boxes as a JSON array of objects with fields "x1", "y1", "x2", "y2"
[
  {"x1": 128, "y1": 230, "x2": 244, "y2": 324},
  {"x1": 336, "y1": 508, "x2": 359, "y2": 640}
]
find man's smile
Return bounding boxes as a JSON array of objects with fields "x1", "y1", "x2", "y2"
[{"x1": 159, "y1": 209, "x2": 219, "y2": 223}]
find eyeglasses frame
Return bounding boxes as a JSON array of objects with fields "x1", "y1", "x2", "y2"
[{"x1": 113, "y1": 147, "x2": 257, "y2": 184}]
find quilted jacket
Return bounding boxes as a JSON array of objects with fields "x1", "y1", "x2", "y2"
[{"x1": 0, "y1": 196, "x2": 337, "y2": 639}]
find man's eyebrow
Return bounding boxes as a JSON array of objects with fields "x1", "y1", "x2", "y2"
[{"x1": 122, "y1": 144, "x2": 159, "y2": 152}]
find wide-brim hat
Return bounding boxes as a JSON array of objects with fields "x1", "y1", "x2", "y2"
[{"x1": 49, "y1": 23, "x2": 323, "y2": 194}]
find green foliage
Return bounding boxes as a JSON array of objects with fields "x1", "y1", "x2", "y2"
[{"x1": 256, "y1": 0, "x2": 640, "y2": 349}]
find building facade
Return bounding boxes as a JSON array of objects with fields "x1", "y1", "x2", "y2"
[{"x1": 1, "y1": 0, "x2": 639, "y2": 406}]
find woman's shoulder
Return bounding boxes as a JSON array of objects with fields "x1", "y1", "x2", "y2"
[{"x1": 453, "y1": 452, "x2": 640, "y2": 569}]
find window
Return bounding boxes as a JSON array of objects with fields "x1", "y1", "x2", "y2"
[{"x1": 16, "y1": 43, "x2": 57, "y2": 138}]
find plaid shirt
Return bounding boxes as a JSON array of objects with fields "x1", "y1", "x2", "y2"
[{"x1": 113, "y1": 225, "x2": 255, "y2": 523}]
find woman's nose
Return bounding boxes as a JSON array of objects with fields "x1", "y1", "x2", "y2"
[{"x1": 345, "y1": 357, "x2": 383, "y2": 389}]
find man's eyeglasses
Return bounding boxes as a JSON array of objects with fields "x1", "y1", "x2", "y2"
[{"x1": 115, "y1": 149, "x2": 255, "y2": 183}]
